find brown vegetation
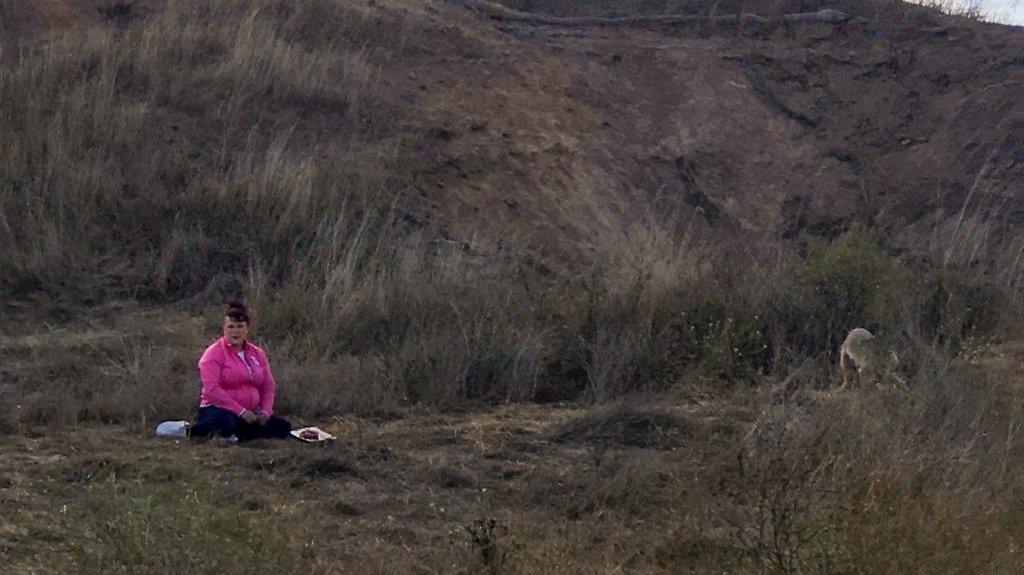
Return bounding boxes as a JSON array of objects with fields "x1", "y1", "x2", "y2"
[{"x1": 2, "y1": 0, "x2": 1024, "y2": 573}]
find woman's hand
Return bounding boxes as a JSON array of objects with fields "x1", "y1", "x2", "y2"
[
  {"x1": 256, "y1": 412, "x2": 270, "y2": 425},
  {"x1": 239, "y1": 409, "x2": 258, "y2": 424}
]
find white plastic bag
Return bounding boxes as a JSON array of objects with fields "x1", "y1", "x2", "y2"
[{"x1": 155, "y1": 420, "x2": 190, "y2": 438}]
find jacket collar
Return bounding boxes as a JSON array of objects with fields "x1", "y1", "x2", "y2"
[{"x1": 220, "y1": 337, "x2": 250, "y2": 354}]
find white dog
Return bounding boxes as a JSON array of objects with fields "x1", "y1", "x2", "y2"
[{"x1": 838, "y1": 328, "x2": 901, "y2": 389}]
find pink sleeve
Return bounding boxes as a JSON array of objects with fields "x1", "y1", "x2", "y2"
[
  {"x1": 198, "y1": 344, "x2": 246, "y2": 415},
  {"x1": 257, "y1": 349, "x2": 276, "y2": 416}
]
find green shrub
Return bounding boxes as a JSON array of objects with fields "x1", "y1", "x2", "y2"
[{"x1": 802, "y1": 229, "x2": 911, "y2": 348}]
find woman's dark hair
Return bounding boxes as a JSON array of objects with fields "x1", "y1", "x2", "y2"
[{"x1": 225, "y1": 299, "x2": 250, "y2": 323}]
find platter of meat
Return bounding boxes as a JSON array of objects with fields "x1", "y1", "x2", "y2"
[{"x1": 290, "y1": 426, "x2": 336, "y2": 443}]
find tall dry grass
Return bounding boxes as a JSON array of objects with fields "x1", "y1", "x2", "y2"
[
  {"x1": 2, "y1": 0, "x2": 1023, "y2": 417},
  {"x1": 0, "y1": 0, "x2": 396, "y2": 296},
  {"x1": 695, "y1": 350, "x2": 1024, "y2": 574}
]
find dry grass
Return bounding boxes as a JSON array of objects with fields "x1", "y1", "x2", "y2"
[
  {"x1": 2, "y1": 1, "x2": 1024, "y2": 573},
  {"x1": 3, "y1": 358, "x2": 1023, "y2": 574},
  {"x1": 0, "y1": 0, "x2": 398, "y2": 296},
  {"x1": 3, "y1": 0, "x2": 1020, "y2": 408}
]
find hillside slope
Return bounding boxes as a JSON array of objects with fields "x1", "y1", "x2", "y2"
[
  {"x1": 3, "y1": 0, "x2": 1023, "y2": 289},
  {"x1": 3, "y1": 6, "x2": 1024, "y2": 572},
  {"x1": 423, "y1": 0, "x2": 1024, "y2": 268}
]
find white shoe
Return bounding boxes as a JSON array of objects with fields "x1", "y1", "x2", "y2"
[{"x1": 224, "y1": 434, "x2": 239, "y2": 445}]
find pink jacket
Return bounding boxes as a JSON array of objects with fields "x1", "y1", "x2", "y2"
[{"x1": 198, "y1": 337, "x2": 276, "y2": 416}]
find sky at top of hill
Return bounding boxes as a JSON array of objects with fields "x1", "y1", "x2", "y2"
[
  {"x1": 893, "y1": 0, "x2": 1021, "y2": 23},
  {"x1": 979, "y1": 0, "x2": 1023, "y2": 23}
]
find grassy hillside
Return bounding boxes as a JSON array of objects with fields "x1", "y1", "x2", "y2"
[
  {"x1": 1, "y1": 1, "x2": 410, "y2": 296},
  {"x1": 3, "y1": 0, "x2": 1021, "y2": 407},
  {"x1": 2, "y1": 2, "x2": 1024, "y2": 572}
]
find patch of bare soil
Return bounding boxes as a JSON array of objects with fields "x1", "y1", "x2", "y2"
[{"x1": 413, "y1": 0, "x2": 1024, "y2": 268}]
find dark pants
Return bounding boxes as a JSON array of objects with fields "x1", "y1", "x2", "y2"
[{"x1": 191, "y1": 406, "x2": 292, "y2": 441}]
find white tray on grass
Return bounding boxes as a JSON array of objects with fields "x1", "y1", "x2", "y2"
[{"x1": 290, "y1": 426, "x2": 336, "y2": 443}]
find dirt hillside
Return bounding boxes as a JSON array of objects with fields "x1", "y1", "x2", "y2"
[
  {"x1": 4, "y1": 3, "x2": 1024, "y2": 573},
  {"x1": 4, "y1": 0, "x2": 1023, "y2": 276},
  {"x1": 430, "y1": 0, "x2": 1024, "y2": 268}
]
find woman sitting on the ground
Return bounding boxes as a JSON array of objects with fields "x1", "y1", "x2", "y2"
[{"x1": 191, "y1": 299, "x2": 292, "y2": 442}]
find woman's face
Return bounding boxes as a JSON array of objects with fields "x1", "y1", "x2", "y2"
[{"x1": 223, "y1": 317, "x2": 249, "y2": 348}]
